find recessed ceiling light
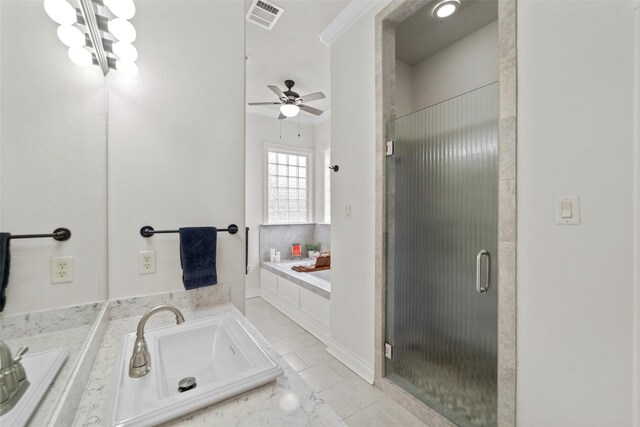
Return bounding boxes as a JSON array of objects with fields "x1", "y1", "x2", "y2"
[{"x1": 433, "y1": 0, "x2": 460, "y2": 18}]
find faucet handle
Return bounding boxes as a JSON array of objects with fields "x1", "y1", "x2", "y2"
[
  {"x1": 13, "y1": 347, "x2": 28, "y2": 363},
  {"x1": 13, "y1": 347, "x2": 28, "y2": 382}
]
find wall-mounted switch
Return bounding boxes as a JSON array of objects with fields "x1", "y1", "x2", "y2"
[
  {"x1": 344, "y1": 204, "x2": 351, "y2": 220},
  {"x1": 555, "y1": 196, "x2": 580, "y2": 225}
]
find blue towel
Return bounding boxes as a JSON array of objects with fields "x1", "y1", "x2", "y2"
[
  {"x1": 179, "y1": 227, "x2": 217, "y2": 289},
  {"x1": 0, "y1": 232, "x2": 11, "y2": 312}
]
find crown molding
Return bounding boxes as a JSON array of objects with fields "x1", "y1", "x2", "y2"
[
  {"x1": 246, "y1": 106, "x2": 331, "y2": 126},
  {"x1": 319, "y1": 0, "x2": 381, "y2": 46}
]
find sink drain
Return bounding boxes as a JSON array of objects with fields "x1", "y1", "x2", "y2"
[{"x1": 178, "y1": 376, "x2": 197, "y2": 393}]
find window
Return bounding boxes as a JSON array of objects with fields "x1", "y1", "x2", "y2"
[{"x1": 264, "y1": 145, "x2": 312, "y2": 223}]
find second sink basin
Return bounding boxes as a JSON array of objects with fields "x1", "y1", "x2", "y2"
[
  {"x1": 0, "y1": 347, "x2": 68, "y2": 427},
  {"x1": 107, "y1": 311, "x2": 283, "y2": 427}
]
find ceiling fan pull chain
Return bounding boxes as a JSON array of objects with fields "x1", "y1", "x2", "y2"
[
  {"x1": 298, "y1": 116, "x2": 301, "y2": 137},
  {"x1": 280, "y1": 120, "x2": 282, "y2": 139}
]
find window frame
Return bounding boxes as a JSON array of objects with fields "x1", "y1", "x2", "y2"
[{"x1": 262, "y1": 141, "x2": 315, "y2": 224}]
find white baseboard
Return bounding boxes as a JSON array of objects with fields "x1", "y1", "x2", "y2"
[
  {"x1": 245, "y1": 287, "x2": 262, "y2": 299},
  {"x1": 326, "y1": 339, "x2": 375, "y2": 384},
  {"x1": 260, "y1": 291, "x2": 331, "y2": 345}
]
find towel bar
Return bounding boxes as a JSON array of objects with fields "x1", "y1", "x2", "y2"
[
  {"x1": 8, "y1": 228, "x2": 71, "y2": 241},
  {"x1": 140, "y1": 225, "x2": 239, "y2": 237}
]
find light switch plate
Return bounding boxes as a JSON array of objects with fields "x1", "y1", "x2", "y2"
[{"x1": 555, "y1": 196, "x2": 580, "y2": 225}]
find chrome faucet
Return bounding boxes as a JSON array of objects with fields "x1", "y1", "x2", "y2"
[
  {"x1": 129, "y1": 305, "x2": 185, "y2": 378},
  {"x1": 0, "y1": 340, "x2": 29, "y2": 415}
]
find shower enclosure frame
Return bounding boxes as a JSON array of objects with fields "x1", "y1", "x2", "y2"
[{"x1": 373, "y1": 1, "x2": 518, "y2": 426}]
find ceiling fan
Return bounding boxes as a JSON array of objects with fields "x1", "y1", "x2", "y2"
[{"x1": 248, "y1": 80, "x2": 325, "y2": 119}]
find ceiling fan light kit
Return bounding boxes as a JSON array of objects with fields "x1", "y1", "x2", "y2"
[
  {"x1": 280, "y1": 103, "x2": 300, "y2": 118},
  {"x1": 249, "y1": 79, "x2": 326, "y2": 120}
]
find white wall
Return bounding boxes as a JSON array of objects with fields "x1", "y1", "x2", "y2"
[
  {"x1": 517, "y1": 1, "x2": 636, "y2": 426},
  {"x1": 245, "y1": 112, "x2": 316, "y2": 293},
  {"x1": 0, "y1": 0, "x2": 107, "y2": 315},
  {"x1": 314, "y1": 119, "x2": 331, "y2": 223},
  {"x1": 395, "y1": 59, "x2": 413, "y2": 117},
  {"x1": 328, "y1": 1, "x2": 388, "y2": 382},
  {"x1": 395, "y1": 20, "x2": 498, "y2": 116},
  {"x1": 107, "y1": 1, "x2": 246, "y2": 311},
  {"x1": 411, "y1": 20, "x2": 497, "y2": 111},
  {"x1": 634, "y1": 3, "x2": 640, "y2": 424},
  {"x1": 332, "y1": 0, "x2": 639, "y2": 421}
]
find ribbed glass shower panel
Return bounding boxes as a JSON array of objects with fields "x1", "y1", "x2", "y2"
[{"x1": 385, "y1": 82, "x2": 499, "y2": 427}]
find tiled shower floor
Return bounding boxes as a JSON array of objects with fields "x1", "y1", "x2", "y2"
[{"x1": 245, "y1": 297, "x2": 426, "y2": 427}]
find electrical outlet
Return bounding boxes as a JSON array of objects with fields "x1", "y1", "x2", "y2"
[
  {"x1": 138, "y1": 251, "x2": 156, "y2": 274},
  {"x1": 51, "y1": 256, "x2": 74, "y2": 283}
]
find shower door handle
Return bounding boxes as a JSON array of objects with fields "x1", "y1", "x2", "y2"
[{"x1": 476, "y1": 250, "x2": 490, "y2": 294}]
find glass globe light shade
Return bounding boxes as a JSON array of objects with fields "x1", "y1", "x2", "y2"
[
  {"x1": 104, "y1": 0, "x2": 135, "y2": 19},
  {"x1": 44, "y1": 0, "x2": 77, "y2": 25},
  {"x1": 280, "y1": 104, "x2": 300, "y2": 118},
  {"x1": 108, "y1": 18, "x2": 136, "y2": 43},
  {"x1": 68, "y1": 46, "x2": 92, "y2": 66},
  {"x1": 113, "y1": 42, "x2": 138, "y2": 62},
  {"x1": 57, "y1": 25, "x2": 85, "y2": 47},
  {"x1": 115, "y1": 60, "x2": 138, "y2": 77}
]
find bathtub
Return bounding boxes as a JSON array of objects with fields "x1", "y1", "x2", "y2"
[
  {"x1": 308, "y1": 269, "x2": 330, "y2": 282},
  {"x1": 259, "y1": 261, "x2": 331, "y2": 342},
  {"x1": 261, "y1": 260, "x2": 330, "y2": 299}
]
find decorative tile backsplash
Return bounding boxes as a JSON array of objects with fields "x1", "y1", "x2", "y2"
[
  {"x1": 260, "y1": 224, "x2": 331, "y2": 261},
  {"x1": 314, "y1": 224, "x2": 330, "y2": 253}
]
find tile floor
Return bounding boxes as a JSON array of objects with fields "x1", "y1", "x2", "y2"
[{"x1": 245, "y1": 297, "x2": 426, "y2": 427}]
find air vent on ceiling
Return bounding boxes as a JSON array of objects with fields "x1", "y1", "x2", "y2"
[{"x1": 246, "y1": 0, "x2": 284, "y2": 30}]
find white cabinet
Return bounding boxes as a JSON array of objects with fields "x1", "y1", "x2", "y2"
[
  {"x1": 261, "y1": 269, "x2": 278, "y2": 295},
  {"x1": 277, "y1": 277, "x2": 300, "y2": 309},
  {"x1": 300, "y1": 288, "x2": 330, "y2": 327},
  {"x1": 259, "y1": 267, "x2": 331, "y2": 344}
]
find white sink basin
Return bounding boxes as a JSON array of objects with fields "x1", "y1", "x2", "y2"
[
  {"x1": 0, "y1": 347, "x2": 68, "y2": 427},
  {"x1": 107, "y1": 311, "x2": 283, "y2": 427}
]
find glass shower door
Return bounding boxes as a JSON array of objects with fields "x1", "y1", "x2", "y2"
[{"x1": 385, "y1": 83, "x2": 499, "y2": 427}]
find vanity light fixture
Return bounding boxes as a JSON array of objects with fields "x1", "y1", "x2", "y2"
[
  {"x1": 67, "y1": 45, "x2": 93, "y2": 66},
  {"x1": 57, "y1": 24, "x2": 85, "y2": 47},
  {"x1": 108, "y1": 18, "x2": 136, "y2": 43},
  {"x1": 113, "y1": 41, "x2": 138, "y2": 62},
  {"x1": 103, "y1": 0, "x2": 135, "y2": 20},
  {"x1": 44, "y1": 0, "x2": 77, "y2": 25},
  {"x1": 432, "y1": 0, "x2": 460, "y2": 18},
  {"x1": 280, "y1": 102, "x2": 300, "y2": 118},
  {"x1": 44, "y1": 0, "x2": 139, "y2": 77}
]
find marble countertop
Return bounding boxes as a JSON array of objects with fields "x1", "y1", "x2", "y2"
[
  {"x1": 72, "y1": 302, "x2": 344, "y2": 426},
  {"x1": 3, "y1": 324, "x2": 92, "y2": 427},
  {"x1": 262, "y1": 261, "x2": 331, "y2": 299}
]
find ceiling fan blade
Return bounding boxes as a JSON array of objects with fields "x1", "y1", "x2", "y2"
[
  {"x1": 299, "y1": 104, "x2": 323, "y2": 116},
  {"x1": 278, "y1": 112, "x2": 286, "y2": 120},
  {"x1": 298, "y1": 92, "x2": 326, "y2": 103},
  {"x1": 268, "y1": 85, "x2": 287, "y2": 100},
  {"x1": 248, "y1": 102, "x2": 282, "y2": 106}
]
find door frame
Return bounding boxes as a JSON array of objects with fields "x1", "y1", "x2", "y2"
[{"x1": 373, "y1": 1, "x2": 518, "y2": 426}]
